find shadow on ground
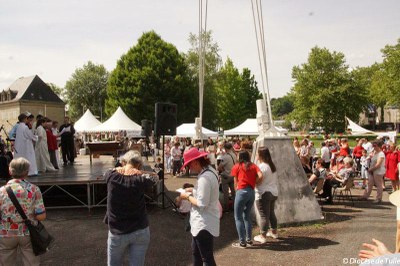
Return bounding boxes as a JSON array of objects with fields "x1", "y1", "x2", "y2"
[{"x1": 248, "y1": 235, "x2": 339, "y2": 251}]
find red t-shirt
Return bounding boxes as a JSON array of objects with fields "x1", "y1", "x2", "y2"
[
  {"x1": 46, "y1": 129, "x2": 58, "y2": 151},
  {"x1": 339, "y1": 146, "x2": 350, "y2": 156},
  {"x1": 352, "y1": 146, "x2": 364, "y2": 158},
  {"x1": 231, "y1": 163, "x2": 260, "y2": 190}
]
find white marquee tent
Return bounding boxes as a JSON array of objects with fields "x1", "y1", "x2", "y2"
[
  {"x1": 176, "y1": 123, "x2": 218, "y2": 138},
  {"x1": 346, "y1": 117, "x2": 397, "y2": 142},
  {"x1": 74, "y1": 109, "x2": 102, "y2": 132},
  {"x1": 89, "y1": 106, "x2": 141, "y2": 133},
  {"x1": 224, "y1": 118, "x2": 288, "y2": 136}
]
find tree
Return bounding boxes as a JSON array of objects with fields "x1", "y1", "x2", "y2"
[
  {"x1": 106, "y1": 31, "x2": 196, "y2": 125},
  {"x1": 241, "y1": 68, "x2": 262, "y2": 119},
  {"x1": 271, "y1": 94, "x2": 294, "y2": 119},
  {"x1": 352, "y1": 64, "x2": 388, "y2": 127},
  {"x1": 215, "y1": 58, "x2": 261, "y2": 129},
  {"x1": 291, "y1": 47, "x2": 368, "y2": 132},
  {"x1": 381, "y1": 39, "x2": 400, "y2": 106},
  {"x1": 47, "y1": 83, "x2": 64, "y2": 99},
  {"x1": 184, "y1": 31, "x2": 222, "y2": 130},
  {"x1": 64, "y1": 61, "x2": 109, "y2": 120}
]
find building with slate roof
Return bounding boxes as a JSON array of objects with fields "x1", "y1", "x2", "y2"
[{"x1": 0, "y1": 75, "x2": 65, "y2": 137}]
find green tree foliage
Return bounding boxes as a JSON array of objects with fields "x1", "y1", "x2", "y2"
[
  {"x1": 106, "y1": 31, "x2": 196, "y2": 125},
  {"x1": 64, "y1": 61, "x2": 109, "y2": 120},
  {"x1": 47, "y1": 83, "x2": 64, "y2": 99},
  {"x1": 215, "y1": 58, "x2": 261, "y2": 129},
  {"x1": 381, "y1": 39, "x2": 400, "y2": 105},
  {"x1": 271, "y1": 94, "x2": 294, "y2": 119},
  {"x1": 352, "y1": 64, "x2": 388, "y2": 126},
  {"x1": 184, "y1": 31, "x2": 222, "y2": 130},
  {"x1": 291, "y1": 47, "x2": 368, "y2": 132},
  {"x1": 241, "y1": 68, "x2": 261, "y2": 119}
]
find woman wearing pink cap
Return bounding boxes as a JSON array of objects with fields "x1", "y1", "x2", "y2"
[{"x1": 179, "y1": 147, "x2": 220, "y2": 266}]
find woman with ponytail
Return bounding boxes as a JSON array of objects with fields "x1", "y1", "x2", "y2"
[
  {"x1": 231, "y1": 150, "x2": 262, "y2": 248},
  {"x1": 254, "y1": 147, "x2": 279, "y2": 243}
]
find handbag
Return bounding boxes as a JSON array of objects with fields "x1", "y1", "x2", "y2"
[{"x1": 6, "y1": 186, "x2": 54, "y2": 256}]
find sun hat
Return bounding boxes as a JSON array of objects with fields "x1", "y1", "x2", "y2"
[
  {"x1": 182, "y1": 147, "x2": 208, "y2": 169},
  {"x1": 389, "y1": 190, "x2": 400, "y2": 207}
]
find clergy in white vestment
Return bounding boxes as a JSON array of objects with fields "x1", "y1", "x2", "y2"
[
  {"x1": 35, "y1": 119, "x2": 56, "y2": 172},
  {"x1": 14, "y1": 113, "x2": 39, "y2": 176}
]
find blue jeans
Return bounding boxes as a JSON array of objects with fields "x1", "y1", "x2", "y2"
[
  {"x1": 107, "y1": 227, "x2": 150, "y2": 266},
  {"x1": 234, "y1": 186, "x2": 255, "y2": 243}
]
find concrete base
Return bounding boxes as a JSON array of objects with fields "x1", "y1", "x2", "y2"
[{"x1": 252, "y1": 137, "x2": 323, "y2": 224}]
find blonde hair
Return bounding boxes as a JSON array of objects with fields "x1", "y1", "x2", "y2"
[
  {"x1": 9, "y1": 157, "x2": 30, "y2": 178},
  {"x1": 122, "y1": 151, "x2": 142, "y2": 167},
  {"x1": 343, "y1": 157, "x2": 354, "y2": 166}
]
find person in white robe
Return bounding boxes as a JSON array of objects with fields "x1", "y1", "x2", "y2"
[
  {"x1": 51, "y1": 121, "x2": 62, "y2": 167},
  {"x1": 35, "y1": 118, "x2": 56, "y2": 172},
  {"x1": 14, "y1": 113, "x2": 38, "y2": 176}
]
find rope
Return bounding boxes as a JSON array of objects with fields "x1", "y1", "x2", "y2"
[
  {"x1": 197, "y1": 0, "x2": 208, "y2": 137},
  {"x1": 251, "y1": 0, "x2": 274, "y2": 126}
]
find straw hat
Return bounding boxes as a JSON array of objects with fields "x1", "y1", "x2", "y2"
[
  {"x1": 182, "y1": 148, "x2": 208, "y2": 168},
  {"x1": 389, "y1": 190, "x2": 400, "y2": 207}
]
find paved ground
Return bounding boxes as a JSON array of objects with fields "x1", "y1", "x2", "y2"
[{"x1": 19, "y1": 156, "x2": 398, "y2": 266}]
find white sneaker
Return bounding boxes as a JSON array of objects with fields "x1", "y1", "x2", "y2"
[
  {"x1": 266, "y1": 231, "x2": 278, "y2": 239},
  {"x1": 254, "y1": 235, "x2": 267, "y2": 244}
]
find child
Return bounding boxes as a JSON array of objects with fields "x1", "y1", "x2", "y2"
[
  {"x1": 360, "y1": 149, "x2": 370, "y2": 189},
  {"x1": 154, "y1": 157, "x2": 164, "y2": 179},
  {"x1": 175, "y1": 183, "x2": 195, "y2": 214}
]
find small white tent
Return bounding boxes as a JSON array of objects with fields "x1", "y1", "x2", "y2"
[
  {"x1": 90, "y1": 107, "x2": 141, "y2": 133},
  {"x1": 176, "y1": 123, "x2": 218, "y2": 138},
  {"x1": 74, "y1": 109, "x2": 102, "y2": 132},
  {"x1": 346, "y1": 117, "x2": 397, "y2": 142},
  {"x1": 346, "y1": 117, "x2": 374, "y2": 135},
  {"x1": 224, "y1": 118, "x2": 288, "y2": 136}
]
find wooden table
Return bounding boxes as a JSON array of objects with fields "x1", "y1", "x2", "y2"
[{"x1": 86, "y1": 142, "x2": 121, "y2": 165}]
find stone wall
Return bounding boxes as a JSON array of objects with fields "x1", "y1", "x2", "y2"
[{"x1": 20, "y1": 101, "x2": 65, "y2": 125}]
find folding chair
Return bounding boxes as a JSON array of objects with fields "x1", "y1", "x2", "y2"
[
  {"x1": 313, "y1": 178, "x2": 325, "y2": 204},
  {"x1": 333, "y1": 175, "x2": 355, "y2": 207}
]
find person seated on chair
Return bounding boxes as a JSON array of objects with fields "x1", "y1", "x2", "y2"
[
  {"x1": 320, "y1": 157, "x2": 354, "y2": 204},
  {"x1": 175, "y1": 183, "x2": 195, "y2": 214},
  {"x1": 329, "y1": 157, "x2": 355, "y2": 187},
  {"x1": 308, "y1": 158, "x2": 327, "y2": 186}
]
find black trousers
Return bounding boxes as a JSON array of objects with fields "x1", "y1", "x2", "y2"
[
  {"x1": 172, "y1": 160, "x2": 182, "y2": 176},
  {"x1": 192, "y1": 230, "x2": 216, "y2": 266},
  {"x1": 255, "y1": 191, "x2": 278, "y2": 233},
  {"x1": 61, "y1": 138, "x2": 75, "y2": 163}
]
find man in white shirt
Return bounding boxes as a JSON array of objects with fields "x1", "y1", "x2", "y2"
[
  {"x1": 171, "y1": 142, "x2": 182, "y2": 176},
  {"x1": 320, "y1": 141, "x2": 331, "y2": 169},
  {"x1": 362, "y1": 138, "x2": 374, "y2": 155}
]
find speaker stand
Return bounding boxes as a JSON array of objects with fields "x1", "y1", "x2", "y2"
[{"x1": 156, "y1": 135, "x2": 181, "y2": 215}]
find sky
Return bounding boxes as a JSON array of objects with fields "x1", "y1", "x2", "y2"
[{"x1": 0, "y1": 0, "x2": 399, "y2": 98}]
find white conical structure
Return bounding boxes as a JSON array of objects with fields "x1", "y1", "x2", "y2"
[
  {"x1": 74, "y1": 109, "x2": 101, "y2": 132},
  {"x1": 89, "y1": 107, "x2": 141, "y2": 132},
  {"x1": 252, "y1": 100, "x2": 323, "y2": 224}
]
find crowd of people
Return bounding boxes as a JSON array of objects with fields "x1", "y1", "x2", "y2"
[
  {"x1": 301, "y1": 136, "x2": 400, "y2": 204},
  {"x1": 3, "y1": 123, "x2": 400, "y2": 265},
  {"x1": 4, "y1": 112, "x2": 77, "y2": 178}
]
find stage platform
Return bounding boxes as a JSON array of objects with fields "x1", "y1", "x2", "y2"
[{"x1": 1, "y1": 155, "x2": 116, "y2": 210}]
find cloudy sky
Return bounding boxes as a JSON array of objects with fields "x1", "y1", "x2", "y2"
[{"x1": 0, "y1": 0, "x2": 399, "y2": 98}]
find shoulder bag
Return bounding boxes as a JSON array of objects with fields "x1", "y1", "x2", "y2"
[{"x1": 6, "y1": 186, "x2": 54, "y2": 256}]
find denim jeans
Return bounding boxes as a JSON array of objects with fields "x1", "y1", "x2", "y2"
[
  {"x1": 107, "y1": 227, "x2": 150, "y2": 266},
  {"x1": 234, "y1": 186, "x2": 255, "y2": 243},
  {"x1": 191, "y1": 230, "x2": 216, "y2": 266}
]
